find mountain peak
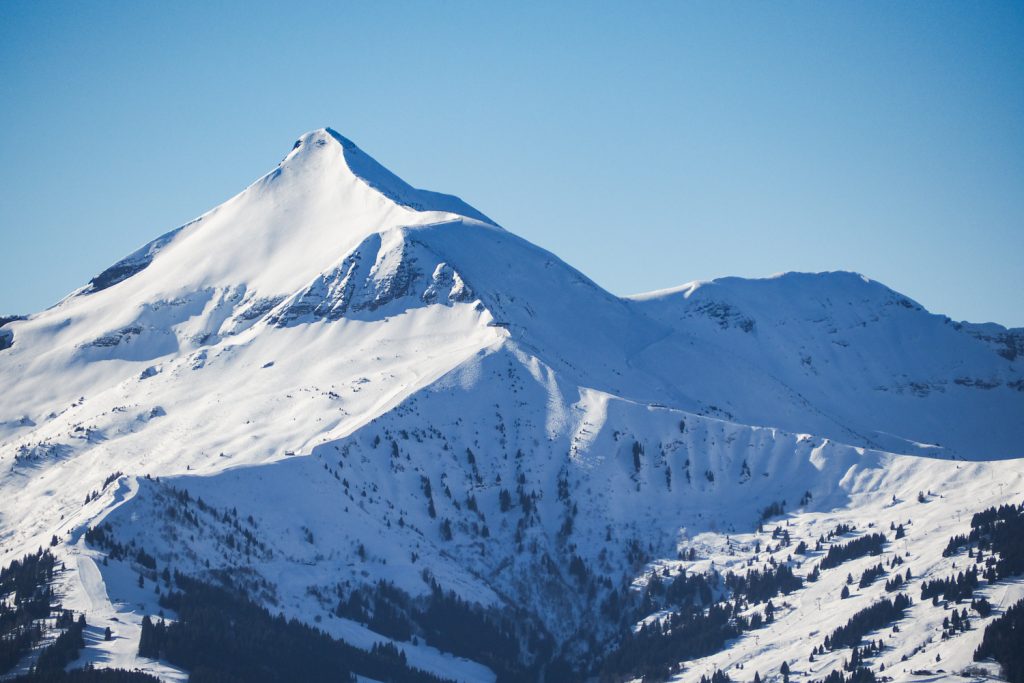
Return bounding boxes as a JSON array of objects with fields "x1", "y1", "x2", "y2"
[
  {"x1": 281, "y1": 127, "x2": 495, "y2": 226},
  {"x1": 284, "y1": 127, "x2": 355, "y2": 157},
  {"x1": 64, "y1": 128, "x2": 497, "y2": 306}
]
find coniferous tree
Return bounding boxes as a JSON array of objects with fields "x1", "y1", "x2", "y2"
[{"x1": 974, "y1": 597, "x2": 1024, "y2": 683}]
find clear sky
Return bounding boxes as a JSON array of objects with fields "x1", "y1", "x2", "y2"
[{"x1": 2, "y1": 1, "x2": 1022, "y2": 326}]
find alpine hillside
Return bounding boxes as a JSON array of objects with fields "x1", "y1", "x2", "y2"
[{"x1": 0, "y1": 128, "x2": 1021, "y2": 683}]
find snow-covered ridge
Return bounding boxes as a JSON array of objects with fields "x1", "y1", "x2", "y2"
[
  {"x1": 55, "y1": 128, "x2": 494, "y2": 318},
  {"x1": 626, "y1": 270, "x2": 1024, "y2": 457},
  {"x1": 1, "y1": 126, "x2": 1019, "y2": 461},
  {"x1": 311, "y1": 128, "x2": 497, "y2": 226}
]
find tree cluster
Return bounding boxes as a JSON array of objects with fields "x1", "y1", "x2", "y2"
[
  {"x1": 883, "y1": 569, "x2": 910, "y2": 592},
  {"x1": 815, "y1": 668, "x2": 877, "y2": 683},
  {"x1": 970, "y1": 503, "x2": 1023, "y2": 579},
  {"x1": 944, "y1": 502, "x2": 1024, "y2": 582},
  {"x1": 920, "y1": 566, "x2": 978, "y2": 603},
  {"x1": 599, "y1": 601, "x2": 746, "y2": 682},
  {"x1": 416, "y1": 580, "x2": 530, "y2": 681},
  {"x1": 820, "y1": 534, "x2": 886, "y2": 570},
  {"x1": 821, "y1": 594, "x2": 910, "y2": 651},
  {"x1": 0, "y1": 549, "x2": 58, "y2": 674},
  {"x1": 724, "y1": 565, "x2": 802, "y2": 604},
  {"x1": 940, "y1": 607, "x2": 972, "y2": 639},
  {"x1": 971, "y1": 597, "x2": 993, "y2": 617},
  {"x1": 273, "y1": 573, "x2": 539, "y2": 682},
  {"x1": 844, "y1": 641, "x2": 883, "y2": 671},
  {"x1": 974, "y1": 597, "x2": 1024, "y2": 683},
  {"x1": 760, "y1": 501, "x2": 786, "y2": 521},
  {"x1": 140, "y1": 573, "x2": 454, "y2": 683},
  {"x1": 660, "y1": 569, "x2": 715, "y2": 608},
  {"x1": 857, "y1": 563, "x2": 885, "y2": 589},
  {"x1": 34, "y1": 613, "x2": 86, "y2": 674},
  {"x1": 11, "y1": 666, "x2": 162, "y2": 682}
]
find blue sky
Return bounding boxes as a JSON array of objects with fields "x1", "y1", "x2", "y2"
[{"x1": 2, "y1": 1, "x2": 1022, "y2": 325}]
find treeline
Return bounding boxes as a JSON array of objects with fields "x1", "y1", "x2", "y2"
[
  {"x1": 417, "y1": 581, "x2": 531, "y2": 680},
  {"x1": 655, "y1": 569, "x2": 715, "y2": 608},
  {"x1": 857, "y1": 564, "x2": 885, "y2": 589},
  {"x1": 955, "y1": 502, "x2": 1023, "y2": 580},
  {"x1": 760, "y1": 500, "x2": 785, "y2": 521},
  {"x1": 820, "y1": 534, "x2": 886, "y2": 570},
  {"x1": 699, "y1": 671, "x2": 733, "y2": 683},
  {"x1": 597, "y1": 561, "x2": 805, "y2": 680},
  {"x1": 940, "y1": 607, "x2": 972, "y2": 639},
  {"x1": 884, "y1": 569, "x2": 910, "y2": 592},
  {"x1": 141, "y1": 572, "x2": 456, "y2": 683},
  {"x1": 816, "y1": 668, "x2": 877, "y2": 683},
  {"x1": 646, "y1": 564, "x2": 801, "y2": 613},
  {"x1": 335, "y1": 577, "x2": 545, "y2": 681},
  {"x1": 970, "y1": 499, "x2": 1019, "y2": 581},
  {"x1": 822, "y1": 594, "x2": 910, "y2": 650},
  {"x1": 0, "y1": 551, "x2": 142, "y2": 682},
  {"x1": 724, "y1": 565, "x2": 802, "y2": 604},
  {"x1": 86, "y1": 484, "x2": 271, "y2": 567},
  {"x1": 11, "y1": 667, "x2": 161, "y2": 682},
  {"x1": 920, "y1": 567, "x2": 979, "y2": 603},
  {"x1": 34, "y1": 612, "x2": 86, "y2": 674},
  {"x1": 844, "y1": 641, "x2": 883, "y2": 671},
  {"x1": 599, "y1": 602, "x2": 746, "y2": 682},
  {"x1": 0, "y1": 549, "x2": 57, "y2": 598},
  {"x1": 0, "y1": 549, "x2": 58, "y2": 674},
  {"x1": 84, "y1": 525, "x2": 165, "y2": 582},
  {"x1": 974, "y1": 597, "x2": 1024, "y2": 683}
]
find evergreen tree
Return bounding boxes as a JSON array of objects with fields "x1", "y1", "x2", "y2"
[{"x1": 974, "y1": 597, "x2": 1024, "y2": 683}]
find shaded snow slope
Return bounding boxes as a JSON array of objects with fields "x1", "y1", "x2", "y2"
[
  {"x1": 629, "y1": 272, "x2": 1024, "y2": 458},
  {"x1": 4, "y1": 340, "x2": 1021, "y2": 680}
]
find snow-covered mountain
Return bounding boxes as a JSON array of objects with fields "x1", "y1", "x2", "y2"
[
  {"x1": 629, "y1": 273, "x2": 1024, "y2": 458},
  {"x1": 0, "y1": 128, "x2": 1021, "y2": 683}
]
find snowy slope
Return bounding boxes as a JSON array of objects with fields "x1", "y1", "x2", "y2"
[
  {"x1": 0, "y1": 128, "x2": 1021, "y2": 682},
  {"x1": 628, "y1": 273, "x2": 1024, "y2": 458}
]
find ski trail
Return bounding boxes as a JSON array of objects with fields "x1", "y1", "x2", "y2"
[{"x1": 75, "y1": 554, "x2": 110, "y2": 615}]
